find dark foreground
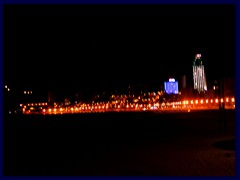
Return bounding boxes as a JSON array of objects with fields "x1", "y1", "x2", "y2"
[{"x1": 4, "y1": 110, "x2": 235, "y2": 176}]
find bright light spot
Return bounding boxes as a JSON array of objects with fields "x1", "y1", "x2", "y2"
[
  {"x1": 206, "y1": 99, "x2": 208, "y2": 103},
  {"x1": 191, "y1": 100, "x2": 193, "y2": 104},
  {"x1": 143, "y1": 108, "x2": 146, "y2": 111},
  {"x1": 27, "y1": 91, "x2": 29, "y2": 94},
  {"x1": 43, "y1": 109, "x2": 46, "y2": 112},
  {"x1": 5, "y1": 85, "x2": 7, "y2": 88},
  {"x1": 133, "y1": 99, "x2": 138, "y2": 103},
  {"x1": 151, "y1": 106, "x2": 157, "y2": 110},
  {"x1": 220, "y1": 98, "x2": 223, "y2": 103},
  {"x1": 48, "y1": 109, "x2": 52, "y2": 112},
  {"x1": 24, "y1": 91, "x2": 26, "y2": 94},
  {"x1": 215, "y1": 99, "x2": 218, "y2": 103},
  {"x1": 188, "y1": 109, "x2": 190, "y2": 112},
  {"x1": 231, "y1": 98, "x2": 235, "y2": 102},
  {"x1": 20, "y1": 104, "x2": 23, "y2": 107},
  {"x1": 210, "y1": 99, "x2": 213, "y2": 103},
  {"x1": 195, "y1": 100, "x2": 198, "y2": 104},
  {"x1": 200, "y1": 100, "x2": 203, "y2": 104},
  {"x1": 71, "y1": 108, "x2": 74, "y2": 111},
  {"x1": 60, "y1": 108, "x2": 63, "y2": 112},
  {"x1": 169, "y1": 78, "x2": 175, "y2": 82},
  {"x1": 196, "y1": 54, "x2": 201, "y2": 58},
  {"x1": 7, "y1": 88, "x2": 10, "y2": 91},
  {"x1": 226, "y1": 98, "x2": 229, "y2": 102}
]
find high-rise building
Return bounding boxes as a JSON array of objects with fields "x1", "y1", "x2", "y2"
[
  {"x1": 181, "y1": 75, "x2": 187, "y2": 89},
  {"x1": 193, "y1": 54, "x2": 207, "y2": 93},
  {"x1": 164, "y1": 78, "x2": 178, "y2": 94}
]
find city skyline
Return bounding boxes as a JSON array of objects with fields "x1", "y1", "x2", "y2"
[
  {"x1": 3, "y1": 4, "x2": 236, "y2": 176},
  {"x1": 4, "y1": 4, "x2": 235, "y2": 96}
]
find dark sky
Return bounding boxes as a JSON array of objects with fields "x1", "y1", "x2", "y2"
[{"x1": 4, "y1": 4, "x2": 235, "y2": 96}]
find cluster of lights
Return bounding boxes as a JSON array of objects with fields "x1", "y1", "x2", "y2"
[
  {"x1": 21, "y1": 102, "x2": 48, "y2": 107},
  {"x1": 24, "y1": 91, "x2": 32, "y2": 94},
  {"x1": 21, "y1": 97, "x2": 234, "y2": 115},
  {"x1": 4, "y1": 85, "x2": 10, "y2": 92},
  {"x1": 182, "y1": 97, "x2": 234, "y2": 105}
]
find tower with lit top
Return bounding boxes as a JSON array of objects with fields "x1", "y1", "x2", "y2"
[{"x1": 193, "y1": 54, "x2": 207, "y2": 93}]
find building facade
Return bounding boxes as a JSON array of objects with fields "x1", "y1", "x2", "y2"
[
  {"x1": 164, "y1": 78, "x2": 178, "y2": 94},
  {"x1": 193, "y1": 54, "x2": 207, "y2": 93}
]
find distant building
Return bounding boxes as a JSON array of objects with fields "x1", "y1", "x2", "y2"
[
  {"x1": 223, "y1": 77, "x2": 235, "y2": 97},
  {"x1": 193, "y1": 54, "x2": 207, "y2": 93},
  {"x1": 48, "y1": 91, "x2": 55, "y2": 105},
  {"x1": 164, "y1": 78, "x2": 178, "y2": 94},
  {"x1": 181, "y1": 75, "x2": 187, "y2": 89},
  {"x1": 207, "y1": 78, "x2": 234, "y2": 98},
  {"x1": 64, "y1": 98, "x2": 71, "y2": 106}
]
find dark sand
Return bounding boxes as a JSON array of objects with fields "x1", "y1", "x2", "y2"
[{"x1": 4, "y1": 110, "x2": 235, "y2": 176}]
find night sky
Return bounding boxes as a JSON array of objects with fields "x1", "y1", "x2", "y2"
[{"x1": 4, "y1": 4, "x2": 235, "y2": 96}]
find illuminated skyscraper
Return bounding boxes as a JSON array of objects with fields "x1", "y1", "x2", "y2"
[
  {"x1": 164, "y1": 78, "x2": 178, "y2": 94},
  {"x1": 193, "y1": 54, "x2": 207, "y2": 92}
]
